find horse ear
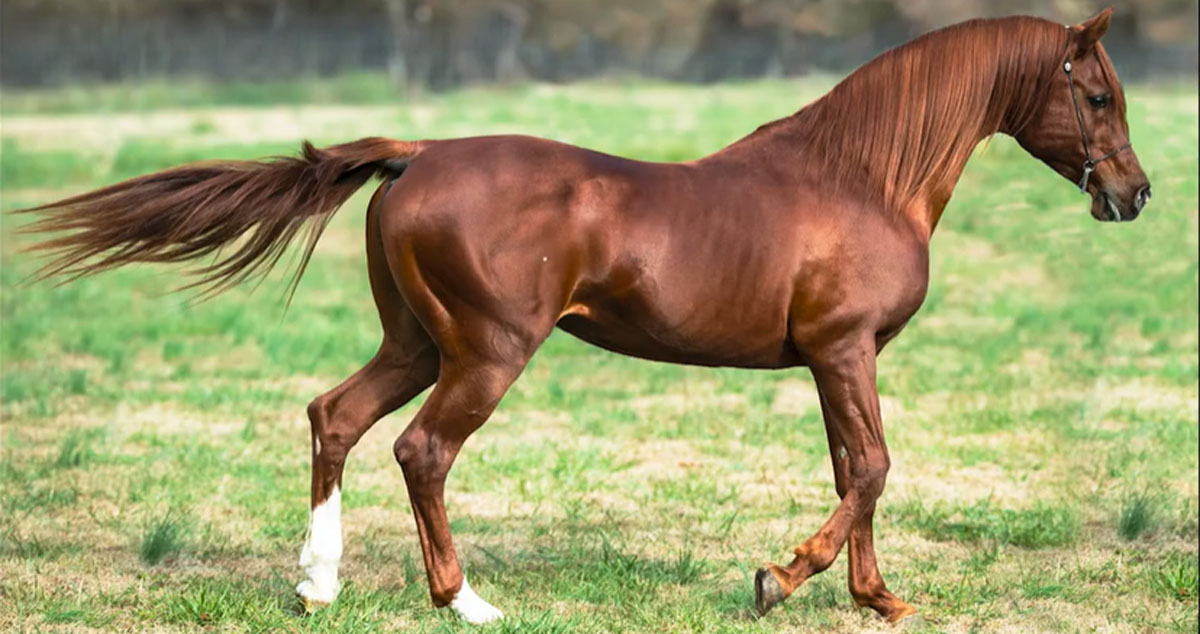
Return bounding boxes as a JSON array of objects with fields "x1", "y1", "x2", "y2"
[{"x1": 1072, "y1": 7, "x2": 1113, "y2": 56}]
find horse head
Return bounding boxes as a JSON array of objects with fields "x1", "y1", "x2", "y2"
[{"x1": 1015, "y1": 8, "x2": 1151, "y2": 222}]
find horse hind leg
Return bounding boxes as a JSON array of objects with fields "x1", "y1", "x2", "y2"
[
  {"x1": 374, "y1": 171, "x2": 565, "y2": 622},
  {"x1": 392, "y1": 358, "x2": 529, "y2": 623},
  {"x1": 388, "y1": 312, "x2": 554, "y2": 623},
  {"x1": 296, "y1": 337, "x2": 438, "y2": 609},
  {"x1": 297, "y1": 183, "x2": 439, "y2": 610}
]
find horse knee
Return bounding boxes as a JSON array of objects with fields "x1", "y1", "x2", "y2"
[
  {"x1": 393, "y1": 429, "x2": 432, "y2": 470},
  {"x1": 392, "y1": 430, "x2": 419, "y2": 468},
  {"x1": 394, "y1": 428, "x2": 454, "y2": 483},
  {"x1": 307, "y1": 394, "x2": 329, "y2": 427}
]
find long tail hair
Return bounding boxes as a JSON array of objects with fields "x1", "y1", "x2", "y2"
[{"x1": 19, "y1": 137, "x2": 421, "y2": 298}]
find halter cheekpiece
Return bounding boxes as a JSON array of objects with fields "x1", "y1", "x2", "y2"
[{"x1": 1061, "y1": 55, "x2": 1131, "y2": 194}]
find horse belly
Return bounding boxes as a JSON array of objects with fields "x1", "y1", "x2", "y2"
[{"x1": 555, "y1": 307, "x2": 800, "y2": 369}]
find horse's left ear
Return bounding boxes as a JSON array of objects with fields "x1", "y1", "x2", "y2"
[{"x1": 1072, "y1": 7, "x2": 1112, "y2": 56}]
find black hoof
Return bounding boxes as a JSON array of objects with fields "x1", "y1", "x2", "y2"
[{"x1": 754, "y1": 567, "x2": 787, "y2": 616}]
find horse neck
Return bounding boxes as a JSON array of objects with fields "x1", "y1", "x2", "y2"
[{"x1": 728, "y1": 17, "x2": 1063, "y2": 238}]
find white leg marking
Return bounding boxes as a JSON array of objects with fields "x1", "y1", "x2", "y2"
[
  {"x1": 296, "y1": 486, "x2": 342, "y2": 604},
  {"x1": 450, "y1": 576, "x2": 504, "y2": 624}
]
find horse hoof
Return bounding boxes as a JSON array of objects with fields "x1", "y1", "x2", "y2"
[
  {"x1": 890, "y1": 606, "x2": 923, "y2": 627},
  {"x1": 754, "y1": 567, "x2": 788, "y2": 616},
  {"x1": 449, "y1": 577, "x2": 504, "y2": 624},
  {"x1": 296, "y1": 580, "x2": 336, "y2": 615},
  {"x1": 299, "y1": 594, "x2": 330, "y2": 615}
]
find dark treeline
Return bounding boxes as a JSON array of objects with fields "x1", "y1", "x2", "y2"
[{"x1": 2, "y1": 0, "x2": 1196, "y2": 89}]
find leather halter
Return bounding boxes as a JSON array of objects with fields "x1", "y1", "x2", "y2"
[{"x1": 1061, "y1": 53, "x2": 1131, "y2": 194}]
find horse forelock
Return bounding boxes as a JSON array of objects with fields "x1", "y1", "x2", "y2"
[
  {"x1": 758, "y1": 16, "x2": 1070, "y2": 214},
  {"x1": 1093, "y1": 42, "x2": 1129, "y2": 130}
]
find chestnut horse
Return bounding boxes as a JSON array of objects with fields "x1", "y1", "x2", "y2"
[{"x1": 22, "y1": 9, "x2": 1149, "y2": 624}]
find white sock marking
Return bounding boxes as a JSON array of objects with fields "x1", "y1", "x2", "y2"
[
  {"x1": 296, "y1": 486, "x2": 342, "y2": 604},
  {"x1": 450, "y1": 576, "x2": 504, "y2": 624}
]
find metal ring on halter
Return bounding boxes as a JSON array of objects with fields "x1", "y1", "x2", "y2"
[{"x1": 1078, "y1": 159, "x2": 1095, "y2": 193}]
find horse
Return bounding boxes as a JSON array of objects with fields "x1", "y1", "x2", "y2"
[{"x1": 19, "y1": 8, "x2": 1150, "y2": 625}]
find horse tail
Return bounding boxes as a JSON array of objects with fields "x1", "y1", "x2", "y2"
[{"x1": 19, "y1": 137, "x2": 425, "y2": 299}]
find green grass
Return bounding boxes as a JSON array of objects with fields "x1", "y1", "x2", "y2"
[
  {"x1": 1, "y1": 77, "x2": 1197, "y2": 632},
  {"x1": 140, "y1": 510, "x2": 189, "y2": 565},
  {"x1": 1149, "y1": 553, "x2": 1200, "y2": 603},
  {"x1": 890, "y1": 498, "x2": 1080, "y2": 549},
  {"x1": 1119, "y1": 492, "x2": 1160, "y2": 541}
]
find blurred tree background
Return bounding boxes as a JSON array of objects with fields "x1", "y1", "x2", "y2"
[{"x1": 1, "y1": 0, "x2": 1196, "y2": 90}]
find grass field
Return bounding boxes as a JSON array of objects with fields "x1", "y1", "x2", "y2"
[{"x1": 1, "y1": 75, "x2": 1197, "y2": 633}]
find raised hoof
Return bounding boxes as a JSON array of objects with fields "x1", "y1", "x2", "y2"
[{"x1": 754, "y1": 567, "x2": 789, "y2": 616}]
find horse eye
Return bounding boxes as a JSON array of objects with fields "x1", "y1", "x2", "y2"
[{"x1": 1088, "y1": 94, "x2": 1110, "y2": 109}]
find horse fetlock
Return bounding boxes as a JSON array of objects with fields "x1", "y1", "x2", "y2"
[
  {"x1": 792, "y1": 538, "x2": 839, "y2": 575},
  {"x1": 849, "y1": 583, "x2": 917, "y2": 623},
  {"x1": 849, "y1": 580, "x2": 887, "y2": 605}
]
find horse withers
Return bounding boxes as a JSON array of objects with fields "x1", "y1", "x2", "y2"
[{"x1": 21, "y1": 8, "x2": 1148, "y2": 625}]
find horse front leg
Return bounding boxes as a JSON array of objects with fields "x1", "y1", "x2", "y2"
[
  {"x1": 818, "y1": 388, "x2": 917, "y2": 622},
  {"x1": 754, "y1": 335, "x2": 909, "y2": 620}
]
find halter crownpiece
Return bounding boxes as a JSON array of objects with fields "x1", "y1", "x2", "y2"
[{"x1": 1061, "y1": 52, "x2": 1131, "y2": 198}]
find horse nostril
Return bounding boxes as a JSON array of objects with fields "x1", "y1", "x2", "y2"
[{"x1": 1135, "y1": 185, "x2": 1152, "y2": 211}]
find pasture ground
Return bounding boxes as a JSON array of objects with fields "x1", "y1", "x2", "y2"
[{"x1": 1, "y1": 76, "x2": 1197, "y2": 633}]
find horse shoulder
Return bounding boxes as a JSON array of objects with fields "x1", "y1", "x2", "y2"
[{"x1": 786, "y1": 208, "x2": 930, "y2": 357}]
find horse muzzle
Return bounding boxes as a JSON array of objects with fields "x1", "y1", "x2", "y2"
[{"x1": 1092, "y1": 183, "x2": 1151, "y2": 222}]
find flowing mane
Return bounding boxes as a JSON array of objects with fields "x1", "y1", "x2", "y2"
[{"x1": 746, "y1": 16, "x2": 1070, "y2": 213}]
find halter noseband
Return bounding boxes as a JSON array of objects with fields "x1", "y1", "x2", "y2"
[{"x1": 1061, "y1": 54, "x2": 1131, "y2": 194}]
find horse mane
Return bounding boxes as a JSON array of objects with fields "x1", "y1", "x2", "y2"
[{"x1": 748, "y1": 16, "x2": 1070, "y2": 213}]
